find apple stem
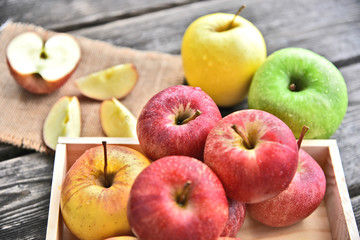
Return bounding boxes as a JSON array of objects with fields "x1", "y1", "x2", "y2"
[
  {"x1": 177, "y1": 180, "x2": 192, "y2": 207},
  {"x1": 180, "y1": 110, "x2": 202, "y2": 125},
  {"x1": 102, "y1": 141, "x2": 110, "y2": 188},
  {"x1": 232, "y1": 124, "x2": 253, "y2": 149},
  {"x1": 227, "y1": 5, "x2": 246, "y2": 30},
  {"x1": 289, "y1": 83, "x2": 297, "y2": 91},
  {"x1": 297, "y1": 125, "x2": 309, "y2": 150}
]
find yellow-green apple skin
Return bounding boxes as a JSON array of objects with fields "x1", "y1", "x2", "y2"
[
  {"x1": 42, "y1": 96, "x2": 81, "y2": 150},
  {"x1": 181, "y1": 13, "x2": 267, "y2": 107},
  {"x1": 105, "y1": 237, "x2": 137, "y2": 240},
  {"x1": 60, "y1": 145, "x2": 151, "y2": 240}
]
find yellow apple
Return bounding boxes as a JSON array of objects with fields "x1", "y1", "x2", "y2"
[
  {"x1": 60, "y1": 142, "x2": 151, "y2": 240},
  {"x1": 6, "y1": 32, "x2": 81, "y2": 94},
  {"x1": 105, "y1": 237, "x2": 137, "y2": 240},
  {"x1": 42, "y1": 96, "x2": 81, "y2": 150},
  {"x1": 181, "y1": 12, "x2": 267, "y2": 107},
  {"x1": 100, "y1": 98, "x2": 137, "y2": 138},
  {"x1": 75, "y1": 63, "x2": 138, "y2": 100}
]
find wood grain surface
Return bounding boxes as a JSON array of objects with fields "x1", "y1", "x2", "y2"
[{"x1": 0, "y1": 0, "x2": 359, "y2": 239}]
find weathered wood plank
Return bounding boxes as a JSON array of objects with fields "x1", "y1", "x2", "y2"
[
  {"x1": 333, "y1": 62, "x2": 360, "y2": 199},
  {"x1": 0, "y1": 152, "x2": 53, "y2": 239},
  {"x1": 0, "y1": 143, "x2": 34, "y2": 162},
  {"x1": 69, "y1": 0, "x2": 360, "y2": 64},
  {"x1": 351, "y1": 195, "x2": 360, "y2": 231},
  {"x1": 0, "y1": 0, "x2": 201, "y2": 31}
]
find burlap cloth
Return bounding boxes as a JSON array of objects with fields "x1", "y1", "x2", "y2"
[{"x1": 0, "y1": 22, "x2": 184, "y2": 153}]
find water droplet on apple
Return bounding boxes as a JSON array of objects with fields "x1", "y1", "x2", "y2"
[
  {"x1": 202, "y1": 55, "x2": 208, "y2": 61},
  {"x1": 86, "y1": 200, "x2": 90, "y2": 205},
  {"x1": 208, "y1": 61, "x2": 213, "y2": 67}
]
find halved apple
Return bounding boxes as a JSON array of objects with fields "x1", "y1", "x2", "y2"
[
  {"x1": 75, "y1": 64, "x2": 138, "y2": 100},
  {"x1": 6, "y1": 32, "x2": 81, "y2": 94},
  {"x1": 43, "y1": 96, "x2": 81, "y2": 150},
  {"x1": 100, "y1": 98, "x2": 137, "y2": 138}
]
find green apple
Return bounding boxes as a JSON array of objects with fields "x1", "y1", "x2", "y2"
[
  {"x1": 181, "y1": 11, "x2": 267, "y2": 107},
  {"x1": 248, "y1": 47, "x2": 348, "y2": 139}
]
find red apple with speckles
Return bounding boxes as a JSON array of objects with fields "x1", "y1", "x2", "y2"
[
  {"x1": 136, "y1": 85, "x2": 222, "y2": 161},
  {"x1": 127, "y1": 156, "x2": 229, "y2": 240},
  {"x1": 247, "y1": 127, "x2": 326, "y2": 227},
  {"x1": 204, "y1": 109, "x2": 299, "y2": 203},
  {"x1": 221, "y1": 199, "x2": 246, "y2": 237}
]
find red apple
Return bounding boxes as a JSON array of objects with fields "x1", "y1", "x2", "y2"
[
  {"x1": 204, "y1": 109, "x2": 299, "y2": 203},
  {"x1": 221, "y1": 199, "x2": 246, "y2": 237},
  {"x1": 127, "y1": 156, "x2": 229, "y2": 240},
  {"x1": 6, "y1": 31, "x2": 81, "y2": 94},
  {"x1": 136, "y1": 85, "x2": 222, "y2": 161},
  {"x1": 247, "y1": 127, "x2": 326, "y2": 227},
  {"x1": 218, "y1": 238, "x2": 242, "y2": 240}
]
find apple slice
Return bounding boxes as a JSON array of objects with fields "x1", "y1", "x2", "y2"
[
  {"x1": 43, "y1": 96, "x2": 81, "y2": 150},
  {"x1": 100, "y1": 98, "x2": 137, "y2": 137},
  {"x1": 75, "y1": 64, "x2": 138, "y2": 100},
  {"x1": 6, "y1": 31, "x2": 81, "y2": 94}
]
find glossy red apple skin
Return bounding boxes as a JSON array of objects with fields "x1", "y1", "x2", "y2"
[
  {"x1": 136, "y1": 85, "x2": 222, "y2": 161},
  {"x1": 218, "y1": 238, "x2": 242, "y2": 240},
  {"x1": 221, "y1": 199, "x2": 246, "y2": 237},
  {"x1": 127, "y1": 156, "x2": 229, "y2": 240},
  {"x1": 7, "y1": 58, "x2": 78, "y2": 94},
  {"x1": 204, "y1": 109, "x2": 299, "y2": 203},
  {"x1": 247, "y1": 149, "x2": 326, "y2": 227}
]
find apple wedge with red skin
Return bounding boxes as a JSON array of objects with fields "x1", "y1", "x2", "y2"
[
  {"x1": 6, "y1": 31, "x2": 81, "y2": 94},
  {"x1": 137, "y1": 85, "x2": 222, "y2": 161},
  {"x1": 247, "y1": 127, "x2": 326, "y2": 227},
  {"x1": 127, "y1": 156, "x2": 229, "y2": 240},
  {"x1": 204, "y1": 109, "x2": 299, "y2": 203},
  {"x1": 221, "y1": 199, "x2": 246, "y2": 237}
]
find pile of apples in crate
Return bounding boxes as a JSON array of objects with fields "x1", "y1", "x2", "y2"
[{"x1": 6, "y1": 5, "x2": 348, "y2": 240}]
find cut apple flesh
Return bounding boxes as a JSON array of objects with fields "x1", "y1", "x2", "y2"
[
  {"x1": 75, "y1": 64, "x2": 138, "y2": 100},
  {"x1": 43, "y1": 96, "x2": 81, "y2": 150},
  {"x1": 6, "y1": 32, "x2": 81, "y2": 81},
  {"x1": 100, "y1": 98, "x2": 137, "y2": 137}
]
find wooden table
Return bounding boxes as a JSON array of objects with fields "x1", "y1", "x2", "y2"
[{"x1": 0, "y1": 0, "x2": 359, "y2": 239}]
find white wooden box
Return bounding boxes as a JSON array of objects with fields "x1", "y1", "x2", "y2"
[{"x1": 45, "y1": 137, "x2": 359, "y2": 240}]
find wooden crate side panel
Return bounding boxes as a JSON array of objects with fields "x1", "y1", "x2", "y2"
[
  {"x1": 46, "y1": 144, "x2": 68, "y2": 240},
  {"x1": 327, "y1": 144, "x2": 359, "y2": 240}
]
